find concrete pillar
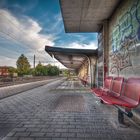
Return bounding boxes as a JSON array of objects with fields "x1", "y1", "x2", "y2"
[
  {"x1": 97, "y1": 20, "x2": 109, "y2": 87},
  {"x1": 89, "y1": 56, "x2": 97, "y2": 88},
  {"x1": 103, "y1": 20, "x2": 109, "y2": 81}
]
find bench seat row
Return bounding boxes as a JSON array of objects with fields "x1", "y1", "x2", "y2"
[{"x1": 91, "y1": 77, "x2": 140, "y2": 109}]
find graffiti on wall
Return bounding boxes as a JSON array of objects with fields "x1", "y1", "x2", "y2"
[{"x1": 110, "y1": 0, "x2": 140, "y2": 74}]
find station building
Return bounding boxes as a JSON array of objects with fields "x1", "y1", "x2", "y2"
[
  {"x1": 46, "y1": 0, "x2": 140, "y2": 117},
  {"x1": 59, "y1": 0, "x2": 140, "y2": 87}
]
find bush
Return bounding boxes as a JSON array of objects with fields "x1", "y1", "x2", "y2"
[
  {"x1": 46, "y1": 64, "x2": 59, "y2": 76},
  {"x1": 34, "y1": 63, "x2": 59, "y2": 76}
]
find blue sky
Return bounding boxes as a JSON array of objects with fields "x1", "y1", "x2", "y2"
[{"x1": 0, "y1": 0, "x2": 97, "y2": 68}]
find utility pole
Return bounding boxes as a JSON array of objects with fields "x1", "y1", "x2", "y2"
[{"x1": 33, "y1": 55, "x2": 35, "y2": 69}]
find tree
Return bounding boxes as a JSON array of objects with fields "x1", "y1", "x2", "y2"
[
  {"x1": 16, "y1": 54, "x2": 31, "y2": 76},
  {"x1": 62, "y1": 69, "x2": 69, "y2": 77},
  {"x1": 8, "y1": 67, "x2": 17, "y2": 77},
  {"x1": 34, "y1": 62, "x2": 48, "y2": 76},
  {"x1": 33, "y1": 63, "x2": 59, "y2": 76},
  {"x1": 46, "y1": 64, "x2": 59, "y2": 76}
]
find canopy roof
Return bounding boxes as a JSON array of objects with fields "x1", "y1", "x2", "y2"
[
  {"x1": 60, "y1": 0, "x2": 120, "y2": 32},
  {"x1": 45, "y1": 46, "x2": 97, "y2": 69}
]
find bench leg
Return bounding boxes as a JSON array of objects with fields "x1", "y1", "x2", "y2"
[
  {"x1": 125, "y1": 108, "x2": 133, "y2": 118},
  {"x1": 118, "y1": 109, "x2": 125, "y2": 124},
  {"x1": 100, "y1": 99, "x2": 104, "y2": 104}
]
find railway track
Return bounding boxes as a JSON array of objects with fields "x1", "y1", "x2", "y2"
[{"x1": 0, "y1": 76, "x2": 60, "y2": 87}]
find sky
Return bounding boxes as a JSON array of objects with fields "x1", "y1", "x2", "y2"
[{"x1": 0, "y1": 0, "x2": 97, "y2": 68}]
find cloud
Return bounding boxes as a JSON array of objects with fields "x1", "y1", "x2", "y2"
[
  {"x1": 0, "y1": 9, "x2": 56, "y2": 50},
  {"x1": 0, "y1": 9, "x2": 97, "y2": 68},
  {"x1": 0, "y1": 55, "x2": 17, "y2": 67},
  {"x1": 0, "y1": 9, "x2": 57, "y2": 66},
  {"x1": 41, "y1": 13, "x2": 63, "y2": 35},
  {"x1": 61, "y1": 41, "x2": 97, "y2": 50}
]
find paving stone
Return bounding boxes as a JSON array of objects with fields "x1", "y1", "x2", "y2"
[
  {"x1": 51, "y1": 138, "x2": 66, "y2": 140},
  {"x1": 77, "y1": 133, "x2": 92, "y2": 138},
  {"x1": 26, "y1": 128, "x2": 41, "y2": 132},
  {"x1": 2, "y1": 137, "x2": 19, "y2": 140},
  {"x1": 45, "y1": 132, "x2": 61, "y2": 137},
  {"x1": 15, "y1": 132, "x2": 30, "y2": 137},
  {"x1": 35, "y1": 138, "x2": 51, "y2": 140},
  {"x1": 30, "y1": 132, "x2": 45, "y2": 137},
  {"x1": 61, "y1": 133, "x2": 76, "y2": 137},
  {"x1": 6, "y1": 132, "x2": 16, "y2": 137},
  {"x1": 68, "y1": 138, "x2": 85, "y2": 140},
  {"x1": 63, "y1": 125, "x2": 75, "y2": 129},
  {"x1": 24, "y1": 125, "x2": 37, "y2": 128},
  {"x1": 68, "y1": 129, "x2": 85, "y2": 133},
  {"x1": 41, "y1": 128, "x2": 55, "y2": 133},
  {"x1": 55, "y1": 128, "x2": 68, "y2": 133},
  {"x1": 0, "y1": 80, "x2": 140, "y2": 140},
  {"x1": 13, "y1": 128, "x2": 27, "y2": 132},
  {"x1": 19, "y1": 138, "x2": 35, "y2": 140}
]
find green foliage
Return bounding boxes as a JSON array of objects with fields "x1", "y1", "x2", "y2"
[
  {"x1": 8, "y1": 67, "x2": 17, "y2": 73},
  {"x1": 29, "y1": 68, "x2": 35, "y2": 76},
  {"x1": 8, "y1": 67, "x2": 17, "y2": 76},
  {"x1": 34, "y1": 63, "x2": 59, "y2": 76},
  {"x1": 34, "y1": 62, "x2": 48, "y2": 76},
  {"x1": 16, "y1": 54, "x2": 31, "y2": 76},
  {"x1": 46, "y1": 64, "x2": 59, "y2": 76},
  {"x1": 62, "y1": 69, "x2": 69, "y2": 77}
]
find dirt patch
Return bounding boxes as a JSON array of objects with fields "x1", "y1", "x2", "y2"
[{"x1": 54, "y1": 95, "x2": 86, "y2": 112}]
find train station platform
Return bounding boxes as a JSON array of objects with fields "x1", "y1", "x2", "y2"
[{"x1": 0, "y1": 78, "x2": 140, "y2": 140}]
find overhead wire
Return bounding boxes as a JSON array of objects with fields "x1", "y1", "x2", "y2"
[
  {"x1": 0, "y1": 30, "x2": 46, "y2": 59},
  {"x1": 0, "y1": 12, "x2": 54, "y2": 63}
]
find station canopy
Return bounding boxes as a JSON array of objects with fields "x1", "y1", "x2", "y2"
[
  {"x1": 45, "y1": 46, "x2": 97, "y2": 70},
  {"x1": 60, "y1": 0, "x2": 120, "y2": 32}
]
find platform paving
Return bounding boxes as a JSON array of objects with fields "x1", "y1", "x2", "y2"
[{"x1": 0, "y1": 78, "x2": 140, "y2": 140}]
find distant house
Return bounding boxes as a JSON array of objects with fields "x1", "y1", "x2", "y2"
[{"x1": 0, "y1": 66, "x2": 10, "y2": 76}]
